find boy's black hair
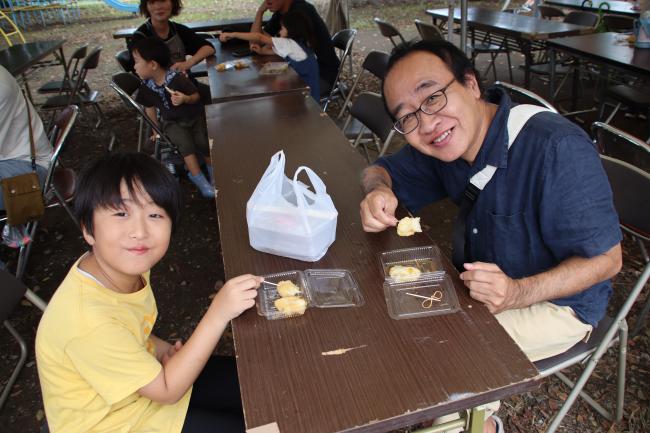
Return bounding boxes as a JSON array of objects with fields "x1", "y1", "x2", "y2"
[
  {"x1": 281, "y1": 10, "x2": 318, "y2": 51},
  {"x1": 381, "y1": 39, "x2": 483, "y2": 121},
  {"x1": 75, "y1": 153, "x2": 182, "y2": 236},
  {"x1": 132, "y1": 37, "x2": 172, "y2": 69},
  {"x1": 139, "y1": 0, "x2": 182, "y2": 18}
]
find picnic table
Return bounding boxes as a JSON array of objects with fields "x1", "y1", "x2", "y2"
[
  {"x1": 205, "y1": 39, "x2": 309, "y2": 104},
  {"x1": 426, "y1": 7, "x2": 593, "y2": 88},
  {"x1": 112, "y1": 18, "x2": 267, "y2": 40},
  {"x1": 205, "y1": 91, "x2": 539, "y2": 432},
  {"x1": 543, "y1": 0, "x2": 640, "y2": 17}
]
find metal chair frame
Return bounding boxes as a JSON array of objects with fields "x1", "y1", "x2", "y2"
[
  {"x1": 414, "y1": 19, "x2": 444, "y2": 42},
  {"x1": 373, "y1": 17, "x2": 406, "y2": 47},
  {"x1": 534, "y1": 155, "x2": 650, "y2": 433},
  {"x1": 322, "y1": 28, "x2": 357, "y2": 112},
  {"x1": 336, "y1": 50, "x2": 389, "y2": 120},
  {"x1": 342, "y1": 91, "x2": 396, "y2": 162},
  {"x1": 494, "y1": 81, "x2": 558, "y2": 112}
]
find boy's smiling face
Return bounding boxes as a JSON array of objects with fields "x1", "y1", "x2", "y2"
[{"x1": 82, "y1": 180, "x2": 172, "y2": 290}]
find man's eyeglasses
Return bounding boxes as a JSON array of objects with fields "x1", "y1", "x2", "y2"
[{"x1": 393, "y1": 79, "x2": 455, "y2": 135}]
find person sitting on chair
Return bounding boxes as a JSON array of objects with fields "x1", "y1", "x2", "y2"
[{"x1": 359, "y1": 40, "x2": 622, "y2": 433}]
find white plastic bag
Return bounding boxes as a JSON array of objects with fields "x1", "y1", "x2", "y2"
[{"x1": 246, "y1": 150, "x2": 338, "y2": 262}]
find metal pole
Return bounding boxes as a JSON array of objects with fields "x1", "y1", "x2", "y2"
[
  {"x1": 447, "y1": 0, "x2": 455, "y2": 43},
  {"x1": 460, "y1": 0, "x2": 468, "y2": 54}
]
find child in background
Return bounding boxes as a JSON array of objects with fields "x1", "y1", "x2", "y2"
[
  {"x1": 219, "y1": 10, "x2": 321, "y2": 101},
  {"x1": 36, "y1": 153, "x2": 261, "y2": 433},
  {"x1": 132, "y1": 37, "x2": 215, "y2": 198}
]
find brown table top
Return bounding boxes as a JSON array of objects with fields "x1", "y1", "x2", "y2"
[
  {"x1": 426, "y1": 7, "x2": 592, "y2": 40},
  {"x1": 547, "y1": 32, "x2": 650, "y2": 76},
  {"x1": 206, "y1": 92, "x2": 539, "y2": 433},
  {"x1": 206, "y1": 39, "x2": 309, "y2": 104},
  {"x1": 112, "y1": 17, "x2": 266, "y2": 39},
  {"x1": 543, "y1": 0, "x2": 640, "y2": 17},
  {"x1": 0, "y1": 40, "x2": 65, "y2": 76}
]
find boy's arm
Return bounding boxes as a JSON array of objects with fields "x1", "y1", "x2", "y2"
[
  {"x1": 220, "y1": 31, "x2": 272, "y2": 46},
  {"x1": 167, "y1": 88, "x2": 199, "y2": 106},
  {"x1": 251, "y1": 45, "x2": 275, "y2": 56},
  {"x1": 138, "y1": 275, "x2": 261, "y2": 404}
]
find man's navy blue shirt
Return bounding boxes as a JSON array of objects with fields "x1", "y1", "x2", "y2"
[{"x1": 375, "y1": 88, "x2": 621, "y2": 326}]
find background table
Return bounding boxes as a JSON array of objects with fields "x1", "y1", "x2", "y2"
[
  {"x1": 0, "y1": 40, "x2": 66, "y2": 76},
  {"x1": 426, "y1": 7, "x2": 592, "y2": 88},
  {"x1": 543, "y1": 0, "x2": 640, "y2": 17},
  {"x1": 205, "y1": 39, "x2": 309, "y2": 103},
  {"x1": 206, "y1": 92, "x2": 539, "y2": 433}
]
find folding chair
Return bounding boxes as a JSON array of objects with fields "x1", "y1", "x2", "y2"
[
  {"x1": 494, "y1": 81, "x2": 558, "y2": 112},
  {"x1": 0, "y1": 270, "x2": 29, "y2": 411},
  {"x1": 538, "y1": 5, "x2": 566, "y2": 20},
  {"x1": 592, "y1": 122, "x2": 650, "y2": 336},
  {"x1": 342, "y1": 92, "x2": 396, "y2": 162},
  {"x1": 115, "y1": 49, "x2": 133, "y2": 73},
  {"x1": 109, "y1": 73, "x2": 183, "y2": 171},
  {"x1": 373, "y1": 17, "x2": 405, "y2": 47},
  {"x1": 37, "y1": 44, "x2": 88, "y2": 95},
  {"x1": 470, "y1": 31, "x2": 513, "y2": 83},
  {"x1": 534, "y1": 154, "x2": 650, "y2": 433},
  {"x1": 40, "y1": 47, "x2": 115, "y2": 151},
  {"x1": 598, "y1": 84, "x2": 650, "y2": 141},
  {"x1": 321, "y1": 28, "x2": 357, "y2": 112},
  {"x1": 602, "y1": 14, "x2": 634, "y2": 32},
  {"x1": 336, "y1": 50, "x2": 389, "y2": 120},
  {"x1": 13, "y1": 106, "x2": 79, "y2": 284},
  {"x1": 414, "y1": 19, "x2": 444, "y2": 43}
]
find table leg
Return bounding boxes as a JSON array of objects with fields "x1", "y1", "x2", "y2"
[
  {"x1": 549, "y1": 47, "x2": 556, "y2": 101},
  {"x1": 55, "y1": 46, "x2": 70, "y2": 95},
  {"x1": 467, "y1": 407, "x2": 486, "y2": 433},
  {"x1": 522, "y1": 40, "x2": 532, "y2": 89}
]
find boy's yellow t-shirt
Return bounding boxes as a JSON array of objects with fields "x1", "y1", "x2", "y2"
[{"x1": 35, "y1": 257, "x2": 191, "y2": 433}]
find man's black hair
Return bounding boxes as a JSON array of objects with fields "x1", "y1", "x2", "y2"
[
  {"x1": 281, "y1": 10, "x2": 318, "y2": 51},
  {"x1": 139, "y1": 0, "x2": 183, "y2": 18},
  {"x1": 132, "y1": 37, "x2": 172, "y2": 69},
  {"x1": 75, "y1": 153, "x2": 182, "y2": 236},
  {"x1": 382, "y1": 39, "x2": 483, "y2": 120}
]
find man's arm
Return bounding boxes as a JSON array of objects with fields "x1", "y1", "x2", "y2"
[
  {"x1": 359, "y1": 165, "x2": 399, "y2": 232},
  {"x1": 460, "y1": 243, "x2": 622, "y2": 314}
]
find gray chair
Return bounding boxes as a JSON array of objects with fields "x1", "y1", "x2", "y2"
[
  {"x1": 494, "y1": 81, "x2": 558, "y2": 112},
  {"x1": 563, "y1": 11, "x2": 600, "y2": 27},
  {"x1": 538, "y1": 5, "x2": 566, "y2": 20},
  {"x1": 342, "y1": 92, "x2": 396, "y2": 162},
  {"x1": 598, "y1": 85, "x2": 650, "y2": 141},
  {"x1": 115, "y1": 49, "x2": 133, "y2": 72},
  {"x1": 373, "y1": 17, "x2": 405, "y2": 47},
  {"x1": 534, "y1": 155, "x2": 650, "y2": 433},
  {"x1": 38, "y1": 44, "x2": 88, "y2": 94},
  {"x1": 0, "y1": 270, "x2": 29, "y2": 411},
  {"x1": 336, "y1": 50, "x2": 389, "y2": 120},
  {"x1": 414, "y1": 19, "x2": 444, "y2": 42},
  {"x1": 322, "y1": 28, "x2": 357, "y2": 112},
  {"x1": 602, "y1": 14, "x2": 634, "y2": 32}
]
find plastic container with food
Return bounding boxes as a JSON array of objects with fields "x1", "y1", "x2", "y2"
[{"x1": 257, "y1": 269, "x2": 364, "y2": 320}]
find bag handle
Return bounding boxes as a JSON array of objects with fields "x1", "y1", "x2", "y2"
[
  {"x1": 22, "y1": 90, "x2": 37, "y2": 172},
  {"x1": 292, "y1": 166, "x2": 328, "y2": 234}
]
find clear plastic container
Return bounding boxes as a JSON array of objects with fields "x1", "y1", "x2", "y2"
[
  {"x1": 259, "y1": 61, "x2": 289, "y2": 75},
  {"x1": 379, "y1": 245, "x2": 460, "y2": 320},
  {"x1": 257, "y1": 269, "x2": 364, "y2": 320},
  {"x1": 379, "y1": 245, "x2": 446, "y2": 282}
]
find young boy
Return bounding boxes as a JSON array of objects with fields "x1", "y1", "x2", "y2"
[
  {"x1": 36, "y1": 153, "x2": 261, "y2": 433},
  {"x1": 132, "y1": 37, "x2": 215, "y2": 199}
]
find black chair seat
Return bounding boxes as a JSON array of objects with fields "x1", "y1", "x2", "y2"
[
  {"x1": 534, "y1": 315, "x2": 615, "y2": 373},
  {"x1": 38, "y1": 80, "x2": 88, "y2": 94},
  {"x1": 608, "y1": 85, "x2": 650, "y2": 111},
  {"x1": 42, "y1": 90, "x2": 100, "y2": 109},
  {"x1": 529, "y1": 63, "x2": 572, "y2": 76},
  {"x1": 473, "y1": 42, "x2": 508, "y2": 53},
  {"x1": 339, "y1": 117, "x2": 374, "y2": 140}
]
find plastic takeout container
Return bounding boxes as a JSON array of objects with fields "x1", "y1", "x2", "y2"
[
  {"x1": 257, "y1": 269, "x2": 364, "y2": 320},
  {"x1": 379, "y1": 245, "x2": 460, "y2": 320},
  {"x1": 259, "y1": 61, "x2": 289, "y2": 75}
]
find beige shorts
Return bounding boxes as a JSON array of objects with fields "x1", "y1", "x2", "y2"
[{"x1": 434, "y1": 301, "x2": 593, "y2": 431}]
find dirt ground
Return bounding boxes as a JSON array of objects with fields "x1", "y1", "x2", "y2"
[{"x1": 1, "y1": 1, "x2": 649, "y2": 433}]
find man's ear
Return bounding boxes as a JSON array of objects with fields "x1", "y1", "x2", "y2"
[
  {"x1": 463, "y1": 72, "x2": 482, "y2": 99},
  {"x1": 81, "y1": 224, "x2": 95, "y2": 247}
]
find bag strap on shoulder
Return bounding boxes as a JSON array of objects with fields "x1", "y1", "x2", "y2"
[{"x1": 22, "y1": 90, "x2": 36, "y2": 172}]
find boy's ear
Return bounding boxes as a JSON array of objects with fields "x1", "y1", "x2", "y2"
[{"x1": 81, "y1": 224, "x2": 95, "y2": 246}]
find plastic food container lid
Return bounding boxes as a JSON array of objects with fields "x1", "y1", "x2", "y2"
[
  {"x1": 379, "y1": 245, "x2": 446, "y2": 283},
  {"x1": 257, "y1": 269, "x2": 364, "y2": 320},
  {"x1": 383, "y1": 274, "x2": 460, "y2": 320},
  {"x1": 259, "y1": 61, "x2": 289, "y2": 75}
]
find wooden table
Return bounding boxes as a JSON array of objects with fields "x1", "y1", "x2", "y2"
[
  {"x1": 206, "y1": 92, "x2": 539, "y2": 433},
  {"x1": 544, "y1": 0, "x2": 640, "y2": 17},
  {"x1": 0, "y1": 39, "x2": 68, "y2": 101},
  {"x1": 546, "y1": 32, "x2": 650, "y2": 110},
  {"x1": 205, "y1": 39, "x2": 309, "y2": 104},
  {"x1": 112, "y1": 17, "x2": 267, "y2": 40},
  {"x1": 426, "y1": 7, "x2": 592, "y2": 88}
]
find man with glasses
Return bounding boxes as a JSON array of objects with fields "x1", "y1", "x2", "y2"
[{"x1": 359, "y1": 40, "x2": 622, "y2": 433}]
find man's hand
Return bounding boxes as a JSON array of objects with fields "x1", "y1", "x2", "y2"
[
  {"x1": 460, "y1": 262, "x2": 520, "y2": 314},
  {"x1": 360, "y1": 185, "x2": 399, "y2": 232},
  {"x1": 166, "y1": 88, "x2": 187, "y2": 106},
  {"x1": 161, "y1": 340, "x2": 183, "y2": 366},
  {"x1": 210, "y1": 274, "x2": 261, "y2": 321},
  {"x1": 170, "y1": 61, "x2": 192, "y2": 74}
]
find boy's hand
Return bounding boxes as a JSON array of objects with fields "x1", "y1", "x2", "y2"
[
  {"x1": 166, "y1": 87, "x2": 187, "y2": 106},
  {"x1": 219, "y1": 33, "x2": 233, "y2": 42},
  {"x1": 161, "y1": 340, "x2": 183, "y2": 366},
  {"x1": 250, "y1": 43, "x2": 262, "y2": 53},
  {"x1": 210, "y1": 274, "x2": 262, "y2": 321}
]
